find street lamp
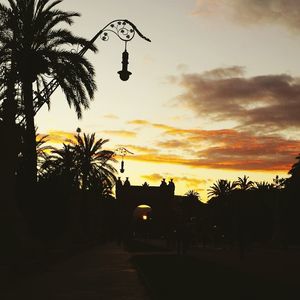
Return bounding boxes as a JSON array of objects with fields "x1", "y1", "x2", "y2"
[
  {"x1": 94, "y1": 19, "x2": 151, "y2": 81},
  {"x1": 115, "y1": 147, "x2": 134, "y2": 173},
  {"x1": 16, "y1": 19, "x2": 151, "y2": 125}
]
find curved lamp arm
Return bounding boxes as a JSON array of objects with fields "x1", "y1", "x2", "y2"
[{"x1": 81, "y1": 19, "x2": 151, "y2": 57}]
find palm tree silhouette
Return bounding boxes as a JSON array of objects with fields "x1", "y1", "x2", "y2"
[
  {"x1": 39, "y1": 143, "x2": 76, "y2": 185},
  {"x1": 235, "y1": 175, "x2": 254, "y2": 191},
  {"x1": 184, "y1": 190, "x2": 201, "y2": 204},
  {"x1": 38, "y1": 132, "x2": 117, "y2": 194},
  {"x1": 70, "y1": 133, "x2": 117, "y2": 192},
  {"x1": 185, "y1": 190, "x2": 200, "y2": 199},
  {"x1": 0, "y1": 0, "x2": 97, "y2": 185},
  {"x1": 254, "y1": 181, "x2": 272, "y2": 191},
  {"x1": 207, "y1": 179, "x2": 236, "y2": 200}
]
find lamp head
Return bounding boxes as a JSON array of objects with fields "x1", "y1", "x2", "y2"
[
  {"x1": 118, "y1": 50, "x2": 132, "y2": 81},
  {"x1": 118, "y1": 69, "x2": 132, "y2": 81}
]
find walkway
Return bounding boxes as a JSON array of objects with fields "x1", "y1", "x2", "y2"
[{"x1": 1, "y1": 243, "x2": 150, "y2": 300}]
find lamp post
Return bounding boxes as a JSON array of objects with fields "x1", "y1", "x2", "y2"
[{"x1": 16, "y1": 19, "x2": 151, "y2": 125}]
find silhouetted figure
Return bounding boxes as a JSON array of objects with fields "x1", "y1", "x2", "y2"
[
  {"x1": 160, "y1": 178, "x2": 167, "y2": 187},
  {"x1": 168, "y1": 178, "x2": 175, "y2": 192},
  {"x1": 124, "y1": 177, "x2": 131, "y2": 187}
]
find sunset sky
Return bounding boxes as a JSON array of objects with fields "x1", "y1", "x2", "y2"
[{"x1": 34, "y1": 0, "x2": 300, "y2": 201}]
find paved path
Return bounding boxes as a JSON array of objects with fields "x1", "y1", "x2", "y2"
[{"x1": 2, "y1": 243, "x2": 150, "y2": 300}]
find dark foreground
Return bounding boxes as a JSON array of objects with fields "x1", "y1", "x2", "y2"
[
  {"x1": 129, "y1": 239, "x2": 299, "y2": 300},
  {"x1": 0, "y1": 242, "x2": 149, "y2": 300},
  {"x1": 1, "y1": 239, "x2": 299, "y2": 300}
]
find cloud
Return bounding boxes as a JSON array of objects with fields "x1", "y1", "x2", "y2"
[
  {"x1": 171, "y1": 176, "x2": 209, "y2": 188},
  {"x1": 127, "y1": 119, "x2": 175, "y2": 131},
  {"x1": 195, "y1": 133, "x2": 300, "y2": 171},
  {"x1": 193, "y1": 0, "x2": 300, "y2": 32},
  {"x1": 157, "y1": 139, "x2": 191, "y2": 149},
  {"x1": 103, "y1": 114, "x2": 119, "y2": 119},
  {"x1": 128, "y1": 119, "x2": 151, "y2": 126},
  {"x1": 172, "y1": 67, "x2": 300, "y2": 132},
  {"x1": 201, "y1": 66, "x2": 245, "y2": 79},
  {"x1": 40, "y1": 130, "x2": 76, "y2": 144},
  {"x1": 102, "y1": 130, "x2": 137, "y2": 138},
  {"x1": 141, "y1": 173, "x2": 164, "y2": 182},
  {"x1": 123, "y1": 123, "x2": 300, "y2": 172},
  {"x1": 40, "y1": 124, "x2": 299, "y2": 173}
]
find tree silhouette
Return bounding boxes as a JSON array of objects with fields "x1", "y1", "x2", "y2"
[
  {"x1": 235, "y1": 175, "x2": 254, "y2": 191},
  {"x1": 254, "y1": 181, "x2": 272, "y2": 191},
  {"x1": 0, "y1": 0, "x2": 97, "y2": 186},
  {"x1": 207, "y1": 179, "x2": 236, "y2": 200},
  {"x1": 184, "y1": 190, "x2": 200, "y2": 200},
  {"x1": 70, "y1": 132, "x2": 117, "y2": 192},
  {"x1": 39, "y1": 143, "x2": 77, "y2": 184}
]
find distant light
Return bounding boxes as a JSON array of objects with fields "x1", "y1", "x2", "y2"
[{"x1": 142, "y1": 215, "x2": 148, "y2": 221}]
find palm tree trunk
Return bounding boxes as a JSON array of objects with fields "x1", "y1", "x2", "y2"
[
  {"x1": 0, "y1": 62, "x2": 21, "y2": 263},
  {"x1": 81, "y1": 174, "x2": 89, "y2": 236},
  {"x1": 23, "y1": 77, "x2": 37, "y2": 185}
]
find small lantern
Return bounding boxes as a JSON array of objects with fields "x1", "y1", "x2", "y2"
[{"x1": 118, "y1": 50, "x2": 132, "y2": 81}]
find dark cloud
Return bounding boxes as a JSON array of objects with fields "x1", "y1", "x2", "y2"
[
  {"x1": 195, "y1": 132, "x2": 300, "y2": 171},
  {"x1": 193, "y1": 0, "x2": 300, "y2": 31},
  {"x1": 173, "y1": 67, "x2": 300, "y2": 132}
]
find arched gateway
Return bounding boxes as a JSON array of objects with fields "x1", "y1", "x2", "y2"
[{"x1": 115, "y1": 177, "x2": 176, "y2": 238}]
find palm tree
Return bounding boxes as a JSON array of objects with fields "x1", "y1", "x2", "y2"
[
  {"x1": 185, "y1": 190, "x2": 200, "y2": 200},
  {"x1": 272, "y1": 175, "x2": 287, "y2": 190},
  {"x1": 235, "y1": 175, "x2": 254, "y2": 191},
  {"x1": 70, "y1": 132, "x2": 117, "y2": 192},
  {"x1": 38, "y1": 142, "x2": 75, "y2": 182},
  {"x1": 0, "y1": 0, "x2": 97, "y2": 185},
  {"x1": 254, "y1": 181, "x2": 272, "y2": 191},
  {"x1": 69, "y1": 132, "x2": 117, "y2": 235},
  {"x1": 207, "y1": 179, "x2": 236, "y2": 200}
]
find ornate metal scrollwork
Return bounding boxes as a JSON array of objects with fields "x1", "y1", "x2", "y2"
[
  {"x1": 83, "y1": 19, "x2": 150, "y2": 52},
  {"x1": 99, "y1": 20, "x2": 136, "y2": 42}
]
